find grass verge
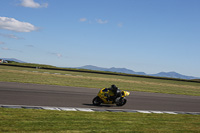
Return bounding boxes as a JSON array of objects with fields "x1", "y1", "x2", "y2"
[
  {"x1": 0, "y1": 108, "x2": 200, "y2": 132},
  {"x1": 1, "y1": 65, "x2": 200, "y2": 96}
]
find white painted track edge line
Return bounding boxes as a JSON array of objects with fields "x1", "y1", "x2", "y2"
[{"x1": 0, "y1": 104, "x2": 200, "y2": 115}]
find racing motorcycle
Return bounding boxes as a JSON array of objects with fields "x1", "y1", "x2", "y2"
[{"x1": 92, "y1": 88, "x2": 130, "y2": 106}]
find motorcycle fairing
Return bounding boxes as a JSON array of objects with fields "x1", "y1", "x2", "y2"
[{"x1": 98, "y1": 88, "x2": 114, "y2": 104}]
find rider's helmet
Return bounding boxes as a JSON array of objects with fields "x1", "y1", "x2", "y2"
[{"x1": 111, "y1": 84, "x2": 118, "y2": 91}]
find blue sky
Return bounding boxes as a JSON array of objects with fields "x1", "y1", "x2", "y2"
[{"x1": 0, "y1": 0, "x2": 200, "y2": 77}]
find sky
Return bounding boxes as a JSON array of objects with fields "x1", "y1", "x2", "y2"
[{"x1": 0, "y1": 0, "x2": 200, "y2": 77}]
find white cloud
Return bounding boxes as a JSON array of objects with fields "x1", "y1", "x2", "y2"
[
  {"x1": 0, "y1": 17, "x2": 38, "y2": 32},
  {"x1": 0, "y1": 33, "x2": 24, "y2": 39},
  {"x1": 20, "y1": 0, "x2": 48, "y2": 8},
  {"x1": 1, "y1": 47, "x2": 11, "y2": 50},
  {"x1": 26, "y1": 44, "x2": 34, "y2": 47},
  {"x1": 79, "y1": 18, "x2": 108, "y2": 24},
  {"x1": 56, "y1": 53, "x2": 62, "y2": 58},
  {"x1": 80, "y1": 18, "x2": 87, "y2": 22},
  {"x1": 117, "y1": 22, "x2": 123, "y2": 27},
  {"x1": 1, "y1": 47, "x2": 22, "y2": 52},
  {"x1": 96, "y1": 19, "x2": 108, "y2": 24},
  {"x1": 50, "y1": 52, "x2": 63, "y2": 58},
  {"x1": 0, "y1": 41, "x2": 5, "y2": 44}
]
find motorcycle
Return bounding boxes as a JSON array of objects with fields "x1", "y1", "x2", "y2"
[{"x1": 92, "y1": 88, "x2": 130, "y2": 106}]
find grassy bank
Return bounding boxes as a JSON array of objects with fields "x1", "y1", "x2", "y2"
[
  {"x1": 0, "y1": 108, "x2": 200, "y2": 132},
  {"x1": 0, "y1": 65, "x2": 200, "y2": 96}
]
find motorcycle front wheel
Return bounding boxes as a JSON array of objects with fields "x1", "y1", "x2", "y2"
[
  {"x1": 92, "y1": 96, "x2": 102, "y2": 106},
  {"x1": 116, "y1": 97, "x2": 127, "y2": 106}
]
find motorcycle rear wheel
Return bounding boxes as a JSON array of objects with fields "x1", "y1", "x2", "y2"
[{"x1": 92, "y1": 96, "x2": 102, "y2": 106}]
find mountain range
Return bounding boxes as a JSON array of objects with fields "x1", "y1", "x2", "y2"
[
  {"x1": 1, "y1": 58, "x2": 199, "y2": 80},
  {"x1": 0, "y1": 58, "x2": 26, "y2": 63},
  {"x1": 79, "y1": 65, "x2": 199, "y2": 80}
]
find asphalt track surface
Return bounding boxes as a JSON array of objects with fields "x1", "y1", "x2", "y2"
[{"x1": 0, "y1": 82, "x2": 200, "y2": 112}]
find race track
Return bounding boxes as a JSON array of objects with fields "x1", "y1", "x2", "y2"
[{"x1": 0, "y1": 82, "x2": 200, "y2": 112}]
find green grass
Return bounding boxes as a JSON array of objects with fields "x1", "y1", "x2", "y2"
[
  {"x1": 1, "y1": 64, "x2": 200, "y2": 132},
  {"x1": 1, "y1": 65, "x2": 200, "y2": 96},
  {"x1": 0, "y1": 108, "x2": 200, "y2": 132}
]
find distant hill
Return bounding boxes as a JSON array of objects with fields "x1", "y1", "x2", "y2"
[
  {"x1": 79, "y1": 65, "x2": 199, "y2": 80},
  {"x1": 1, "y1": 58, "x2": 199, "y2": 80},
  {"x1": 79, "y1": 65, "x2": 146, "y2": 75},
  {"x1": 0, "y1": 58, "x2": 26, "y2": 63},
  {"x1": 150, "y1": 72, "x2": 198, "y2": 80}
]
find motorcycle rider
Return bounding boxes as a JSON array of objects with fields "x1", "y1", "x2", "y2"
[{"x1": 107, "y1": 84, "x2": 122, "y2": 102}]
